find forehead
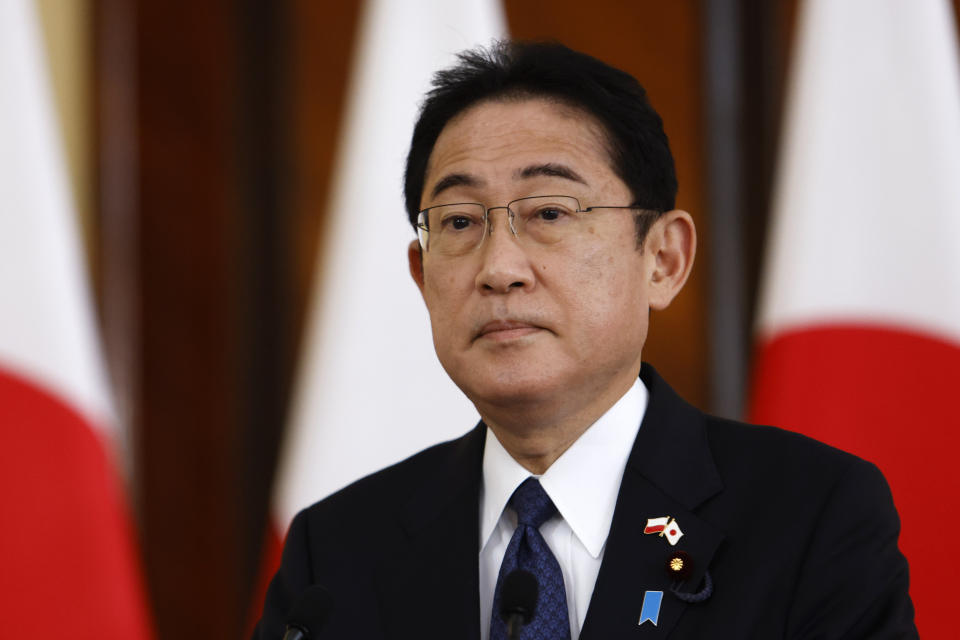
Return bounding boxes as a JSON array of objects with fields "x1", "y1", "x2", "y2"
[{"x1": 422, "y1": 98, "x2": 619, "y2": 207}]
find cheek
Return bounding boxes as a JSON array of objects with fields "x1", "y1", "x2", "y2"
[
  {"x1": 561, "y1": 248, "x2": 646, "y2": 327},
  {"x1": 423, "y1": 271, "x2": 471, "y2": 338},
  {"x1": 568, "y1": 243, "x2": 621, "y2": 288},
  {"x1": 423, "y1": 261, "x2": 465, "y2": 298}
]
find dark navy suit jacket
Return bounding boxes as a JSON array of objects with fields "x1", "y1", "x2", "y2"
[{"x1": 254, "y1": 364, "x2": 916, "y2": 639}]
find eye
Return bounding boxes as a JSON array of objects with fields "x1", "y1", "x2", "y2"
[
  {"x1": 452, "y1": 215, "x2": 473, "y2": 230},
  {"x1": 538, "y1": 207, "x2": 563, "y2": 221},
  {"x1": 531, "y1": 204, "x2": 574, "y2": 223},
  {"x1": 439, "y1": 212, "x2": 480, "y2": 231}
]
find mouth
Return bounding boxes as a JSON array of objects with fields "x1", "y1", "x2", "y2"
[{"x1": 474, "y1": 319, "x2": 543, "y2": 343}]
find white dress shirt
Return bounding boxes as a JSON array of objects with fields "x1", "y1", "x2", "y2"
[{"x1": 478, "y1": 378, "x2": 648, "y2": 640}]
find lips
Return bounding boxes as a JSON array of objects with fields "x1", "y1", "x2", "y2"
[{"x1": 474, "y1": 319, "x2": 543, "y2": 342}]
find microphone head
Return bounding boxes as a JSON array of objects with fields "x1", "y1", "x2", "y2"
[
  {"x1": 285, "y1": 584, "x2": 333, "y2": 637},
  {"x1": 500, "y1": 569, "x2": 539, "y2": 625}
]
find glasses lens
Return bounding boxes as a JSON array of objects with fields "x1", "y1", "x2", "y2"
[
  {"x1": 416, "y1": 212, "x2": 430, "y2": 250},
  {"x1": 424, "y1": 203, "x2": 486, "y2": 255},
  {"x1": 511, "y1": 196, "x2": 581, "y2": 245}
]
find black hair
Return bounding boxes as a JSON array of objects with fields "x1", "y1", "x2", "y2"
[{"x1": 403, "y1": 40, "x2": 678, "y2": 243}]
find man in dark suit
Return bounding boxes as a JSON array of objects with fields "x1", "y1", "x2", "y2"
[{"x1": 255, "y1": 41, "x2": 916, "y2": 639}]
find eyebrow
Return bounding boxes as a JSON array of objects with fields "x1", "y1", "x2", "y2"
[
  {"x1": 430, "y1": 173, "x2": 485, "y2": 200},
  {"x1": 515, "y1": 163, "x2": 588, "y2": 185}
]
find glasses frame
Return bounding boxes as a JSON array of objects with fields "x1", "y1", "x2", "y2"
[{"x1": 416, "y1": 194, "x2": 655, "y2": 253}]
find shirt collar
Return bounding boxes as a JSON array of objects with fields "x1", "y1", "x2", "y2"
[{"x1": 479, "y1": 378, "x2": 648, "y2": 558}]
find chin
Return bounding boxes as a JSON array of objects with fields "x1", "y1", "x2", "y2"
[{"x1": 452, "y1": 364, "x2": 568, "y2": 411}]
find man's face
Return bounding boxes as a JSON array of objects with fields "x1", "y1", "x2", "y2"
[{"x1": 410, "y1": 98, "x2": 657, "y2": 423}]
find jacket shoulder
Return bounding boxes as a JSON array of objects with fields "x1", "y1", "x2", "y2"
[
  {"x1": 300, "y1": 425, "x2": 480, "y2": 534},
  {"x1": 695, "y1": 416, "x2": 915, "y2": 638},
  {"x1": 253, "y1": 426, "x2": 482, "y2": 639},
  {"x1": 705, "y1": 415, "x2": 872, "y2": 482}
]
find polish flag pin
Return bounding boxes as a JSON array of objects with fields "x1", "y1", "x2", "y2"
[{"x1": 644, "y1": 516, "x2": 684, "y2": 546}]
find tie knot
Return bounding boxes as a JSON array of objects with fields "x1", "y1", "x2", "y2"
[{"x1": 509, "y1": 477, "x2": 557, "y2": 528}]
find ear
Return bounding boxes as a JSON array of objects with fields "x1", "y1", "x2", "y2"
[
  {"x1": 408, "y1": 239, "x2": 425, "y2": 293},
  {"x1": 645, "y1": 210, "x2": 696, "y2": 310}
]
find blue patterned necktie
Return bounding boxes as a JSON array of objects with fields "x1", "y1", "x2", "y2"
[{"x1": 490, "y1": 477, "x2": 571, "y2": 640}]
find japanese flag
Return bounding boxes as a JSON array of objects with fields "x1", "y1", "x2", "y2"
[
  {"x1": 664, "y1": 520, "x2": 684, "y2": 546},
  {"x1": 0, "y1": 0, "x2": 153, "y2": 636},
  {"x1": 749, "y1": 1, "x2": 960, "y2": 635}
]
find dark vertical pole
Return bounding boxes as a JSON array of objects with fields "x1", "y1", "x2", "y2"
[
  {"x1": 235, "y1": 0, "x2": 293, "y2": 609},
  {"x1": 741, "y1": 0, "x2": 793, "y2": 401},
  {"x1": 94, "y1": 0, "x2": 140, "y2": 485},
  {"x1": 703, "y1": 0, "x2": 747, "y2": 419}
]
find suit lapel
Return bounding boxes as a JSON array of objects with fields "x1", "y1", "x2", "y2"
[
  {"x1": 581, "y1": 365, "x2": 726, "y2": 639},
  {"x1": 375, "y1": 425, "x2": 486, "y2": 640}
]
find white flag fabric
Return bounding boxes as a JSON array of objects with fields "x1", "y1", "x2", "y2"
[
  {"x1": 663, "y1": 520, "x2": 683, "y2": 547},
  {"x1": 273, "y1": 0, "x2": 507, "y2": 534},
  {"x1": 0, "y1": 0, "x2": 152, "y2": 636},
  {"x1": 749, "y1": 1, "x2": 960, "y2": 635}
]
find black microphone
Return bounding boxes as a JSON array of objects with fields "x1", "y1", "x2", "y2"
[
  {"x1": 282, "y1": 584, "x2": 333, "y2": 640},
  {"x1": 499, "y1": 570, "x2": 539, "y2": 640}
]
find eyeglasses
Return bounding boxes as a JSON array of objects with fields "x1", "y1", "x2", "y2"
[{"x1": 416, "y1": 194, "x2": 654, "y2": 256}]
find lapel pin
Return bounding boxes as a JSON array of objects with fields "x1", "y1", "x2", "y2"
[
  {"x1": 665, "y1": 550, "x2": 693, "y2": 582},
  {"x1": 644, "y1": 516, "x2": 684, "y2": 545},
  {"x1": 638, "y1": 590, "x2": 663, "y2": 627}
]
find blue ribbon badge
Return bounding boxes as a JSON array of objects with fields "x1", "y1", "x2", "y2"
[{"x1": 638, "y1": 590, "x2": 664, "y2": 626}]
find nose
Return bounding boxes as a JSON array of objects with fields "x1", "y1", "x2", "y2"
[{"x1": 475, "y1": 208, "x2": 535, "y2": 294}]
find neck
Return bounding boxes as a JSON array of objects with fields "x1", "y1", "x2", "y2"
[
  {"x1": 486, "y1": 419, "x2": 587, "y2": 474},
  {"x1": 479, "y1": 374, "x2": 637, "y2": 474}
]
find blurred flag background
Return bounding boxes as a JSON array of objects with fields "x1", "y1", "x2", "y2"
[
  {"x1": 750, "y1": 1, "x2": 960, "y2": 633},
  {"x1": 0, "y1": 0, "x2": 152, "y2": 636},
  {"x1": 274, "y1": 0, "x2": 505, "y2": 551}
]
